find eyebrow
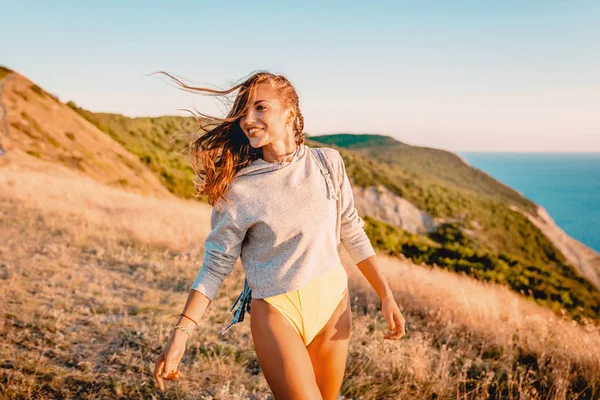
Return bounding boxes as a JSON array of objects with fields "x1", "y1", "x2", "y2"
[{"x1": 253, "y1": 100, "x2": 270, "y2": 105}]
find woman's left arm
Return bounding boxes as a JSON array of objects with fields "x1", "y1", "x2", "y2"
[
  {"x1": 334, "y1": 149, "x2": 406, "y2": 340},
  {"x1": 355, "y1": 254, "x2": 392, "y2": 300},
  {"x1": 357, "y1": 255, "x2": 406, "y2": 340}
]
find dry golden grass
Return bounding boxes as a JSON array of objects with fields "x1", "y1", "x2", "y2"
[
  {"x1": 1, "y1": 169, "x2": 599, "y2": 399},
  {"x1": 1, "y1": 72, "x2": 171, "y2": 198}
]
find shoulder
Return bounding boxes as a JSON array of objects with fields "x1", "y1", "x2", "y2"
[
  {"x1": 213, "y1": 183, "x2": 244, "y2": 218},
  {"x1": 311, "y1": 146, "x2": 342, "y2": 164},
  {"x1": 309, "y1": 144, "x2": 338, "y2": 157},
  {"x1": 311, "y1": 146, "x2": 344, "y2": 175}
]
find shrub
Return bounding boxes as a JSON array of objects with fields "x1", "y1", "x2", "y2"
[{"x1": 364, "y1": 216, "x2": 600, "y2": 321}]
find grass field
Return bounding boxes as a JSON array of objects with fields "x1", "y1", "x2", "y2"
[
  {"x1": 1, "y1": 169, "x2": 599, "y2": 399},
  {"x1": 57, "y1": 109, "x2": 600, "y2": 322}
]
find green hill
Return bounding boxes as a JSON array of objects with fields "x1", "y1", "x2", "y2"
[
  {"x1": 67, "y1": 103, "x2": 199, "y2": 199},
  {"x1": 309, "y1": 134, "x2": 600, "y2": 321},
  {"x1": 309, "y1": 135, "x2": 556, "y2": 264},
  {"x1": 308, "y1": 133, "x2": 407, "y2": 149},
  {"x1": 310, "y1": 134, "x2": 536, "y2": 214},
  {"x1": 63, "y1": 111, "x2": 600, "y2": 321}
]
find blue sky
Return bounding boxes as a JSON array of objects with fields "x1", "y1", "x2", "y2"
[{"x1": 2, "y1": 1, "x2": 599, "y2": 152}]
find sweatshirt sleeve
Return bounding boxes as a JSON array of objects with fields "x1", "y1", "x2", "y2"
[
  {"x1": 191, "y1": 204, "x2": 247, "y2": 301},
  {"x1": 337, "y1": 151, "x2": 376, "y2": 264}
]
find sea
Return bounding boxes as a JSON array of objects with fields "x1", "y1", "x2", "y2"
[{"x1": 458, "y1": 152, "x2": 600, "y2": 253}]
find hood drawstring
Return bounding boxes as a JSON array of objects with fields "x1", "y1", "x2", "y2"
[{"x1": 234, "y1": 143, "x2": 305, "y2": 178}]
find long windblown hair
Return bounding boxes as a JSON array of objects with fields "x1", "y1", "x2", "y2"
[{"x1": 158, "y1": 71, "x2": 305, "y2": 209}]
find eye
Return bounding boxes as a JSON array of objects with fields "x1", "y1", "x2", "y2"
[{"x1": 257, "y1": 104, "x2": 266, "y2": 111}]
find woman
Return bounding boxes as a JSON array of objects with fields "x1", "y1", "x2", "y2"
[{"x1": 154, "y1": 71, "x2": 406, "y2": 399}]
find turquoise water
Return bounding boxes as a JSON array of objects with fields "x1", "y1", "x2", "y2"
[{"x1": 458, "y1": 152, "x2": 600, "y2": 253}]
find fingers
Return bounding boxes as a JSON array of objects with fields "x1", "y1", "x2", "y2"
[
  {"x1": 154, "y1": 357, "x2": 182, "y2": 391},
  {"x1": 392, "y1": 312, "x2": 405, "y2": 337},
  {"x1": 388, "y1": 313, "x2": 396, "y2": 332},
  {"x1": 154, "y1": 358, "x2": 165, "y2": 391},
  {"x1": 164, "y1": 370, "x2": 182, "y2": 381},
  {"x1": 163, "y1": 359, "x2": 180, "y2": 379},
  {"x1": 383, "y1": 311, "x2": 406, "y2": 340}
]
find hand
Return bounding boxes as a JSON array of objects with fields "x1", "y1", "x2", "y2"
[
  {"x1": 381, "y1": 294, "x2": 406, "y2": 340},
  {"x1": 154, "y1": 332, "x2": 187, "y2": 391}
]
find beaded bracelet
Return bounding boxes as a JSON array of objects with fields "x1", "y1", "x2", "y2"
[{"x1": 173, "y1": 325, "x2": 192, "y2": 337}]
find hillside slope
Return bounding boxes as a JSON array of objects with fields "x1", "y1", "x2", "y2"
[
  {"x1": 309, "y1": 134, "x2": 600, "y2": 321},
  {"x1": 66, "y1": 105, "x2": 199, "y2": 199},
  {"x1": 3, "y1": 66, "x2": 598, "y2": 322},
  {"x1": 2, "y1": 167, "x2": 599, "y2": 399},
  {"x1": 0, "y1": 68, "x2": 171, "y2": 199},
  {"x1": 57, "y1": 111, "x2": 600, "y2": 321},
  {"x1": 311, "y1": 134, "x2": 600, "y2": 284},
  {"x1": 311, "y1": 133, "x2": 537, "y2": 214}
]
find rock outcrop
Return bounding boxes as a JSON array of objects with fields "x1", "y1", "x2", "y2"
[{"x1": 353, "y1": 184, "x2": 437, "y2": 234}]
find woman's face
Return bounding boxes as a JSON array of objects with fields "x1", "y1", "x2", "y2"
[{"x1": 239, "y1": 82, "x2": 294, "y2": 149}]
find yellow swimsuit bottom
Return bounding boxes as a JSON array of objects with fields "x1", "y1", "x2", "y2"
[{"x1": 262, "y1": 263, "x2": 349, "y2": 346}]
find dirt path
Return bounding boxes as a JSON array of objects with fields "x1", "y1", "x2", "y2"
[{"x1": 0, "y1": 72, "x2": 14, "y2": 156}]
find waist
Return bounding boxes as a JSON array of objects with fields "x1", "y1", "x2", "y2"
[{"x1": 249, "y1": 261, "x2": 346, "y2": 299}]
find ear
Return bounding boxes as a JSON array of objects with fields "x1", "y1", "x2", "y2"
[{"x1": 286, "y1": 107, "x2": 296, "y2": 125}]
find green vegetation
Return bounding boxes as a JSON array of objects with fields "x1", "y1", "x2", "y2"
[
  {"x1": 0, "y1": 65, "x2": 12, "y2": 80},
  {"x1": 307, "y1": 133, "x2": 406, "y2": 149},
  {"x1": 26, "y1": 150, "x2": 41, "y2": 158},
  {"x1": 309, "y1": 134, "x2": 600, "y2": 321},
  {"x1": 61, "y1": 110, "x2": 598, "y2": 322},
  {"x1": 21, "y1": 111, "x2": 61, "y2": 149},
  {"x1": 67, "y1": 102, "x2": 198, "y2": 198},
  {"x1": 59, "y1": 155, "x2": 85, "y2": 171},
  {"x1": 30, "y1": 84, "x2": 46, "y2": 98},
  {"x1": 311, "y1": 134, "x2": 538, "y2": 214},
  {"x1": 332, "y1": 146, "x2": 563, "y2": 269},
  {"x1": 364, "y1": 216, "x2": 600, "y2": 321},
  {"x1": 14, "y1": 89, "x2": 28, "y2": 101},
  {"x1": 29, "y1": 84, "x2": 60, "y2": 102}
]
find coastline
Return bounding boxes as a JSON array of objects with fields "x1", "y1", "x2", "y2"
[{"x1": 511, "y1": 204, "x2": 600, "y2": 290}]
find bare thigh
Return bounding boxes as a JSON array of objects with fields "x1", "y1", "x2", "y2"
[
  {"x1": 250, "y1": 298, "x2": 323, "y2": 400},
  {"x1": 306, "y1": 287, "x2": 352, "y2": 400}
]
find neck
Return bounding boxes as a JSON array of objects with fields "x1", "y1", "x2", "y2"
[{"x1": 261, "y1": 138, "x2": 299, "y2": 163}]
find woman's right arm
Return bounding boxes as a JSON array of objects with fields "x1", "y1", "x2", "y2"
[
  {"x1": 154, "y1": 203, "x2": 247, "y2": 391},
  {"x1": 154, "y1": 290, "x2": 210, "y2": 390}
]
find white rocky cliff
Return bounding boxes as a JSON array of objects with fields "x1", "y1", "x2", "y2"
[{"x1": 352, "y1": 184, "x2": 436, "y2": 234}]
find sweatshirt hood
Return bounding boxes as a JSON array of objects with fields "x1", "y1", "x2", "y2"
[{"x1": 234, "y1": 143, "x2": 307, "y2": 178}]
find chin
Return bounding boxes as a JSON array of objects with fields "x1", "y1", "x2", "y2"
[
  {"x1": 247, "y1": 139, "x2": 261, "y2": 149},
  {"x1": 247, "y1": 136, "x2": 267, "y2": 149}
]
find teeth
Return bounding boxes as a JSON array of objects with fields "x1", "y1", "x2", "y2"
[{"x1": 249, "y1": 128, "x2": 263, "y2": 134}]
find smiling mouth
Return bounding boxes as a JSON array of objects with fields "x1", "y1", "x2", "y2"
[{"x1": 248, "y1": 128, "x2": 264, "y2": 136}]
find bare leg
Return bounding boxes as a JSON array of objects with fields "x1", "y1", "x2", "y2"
[
  {"x1": 306, "y1": 288, "x2": 352, "y2": 400},
  {"x1": 250, "y1": 298, "x2": 323, "y2": 400}
]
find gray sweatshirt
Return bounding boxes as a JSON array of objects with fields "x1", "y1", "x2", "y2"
[{"x1": 191, "y1": 142, "x2": 376, "y2": 300}]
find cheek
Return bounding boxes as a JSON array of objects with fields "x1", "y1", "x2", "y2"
[{"x1": 265, "y1": 113, "x2": 282, "y2": 127}]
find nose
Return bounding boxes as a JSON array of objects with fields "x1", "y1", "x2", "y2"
[{"x1": 243, "y1": 107, "x2": 256, "y2": 125}]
